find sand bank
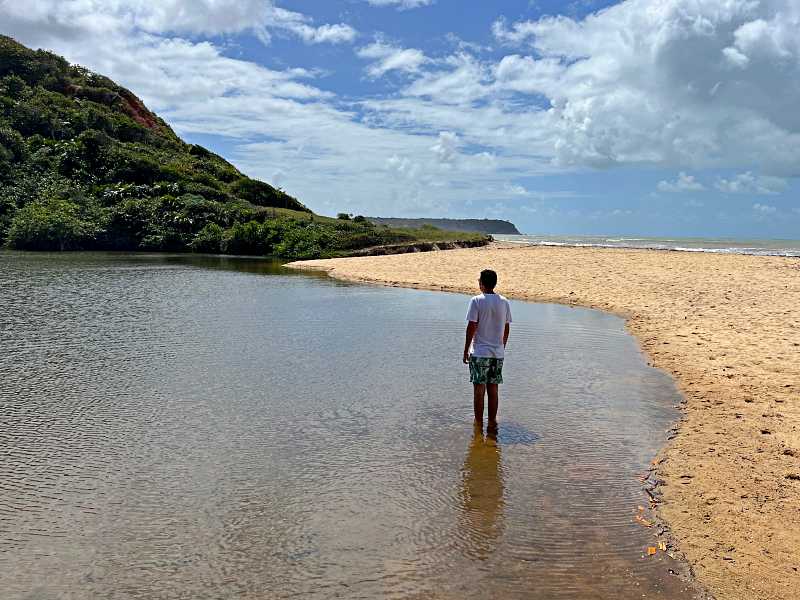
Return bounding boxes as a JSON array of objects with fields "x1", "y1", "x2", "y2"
[{"x1": 289, "y1": 245, "x2": 800, "y2": 600}]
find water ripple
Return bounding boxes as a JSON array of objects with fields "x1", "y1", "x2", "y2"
[{"x1": 0, "y1": 252, "x2": 696, "y2": 599}]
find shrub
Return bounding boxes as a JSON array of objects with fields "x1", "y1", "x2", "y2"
[
  {"x1": 0, "y1": 74, "x2": 27, "y2": 99},
  {"x1": 106, "y1": 196, "x2": 160, "y2": 249},
  {"x1": 188, "y1": 144, "x2": 211, "y2": 158},
  {"x1": 0, "y1": 127, "x2": 25, "y2": 163},
  {"x1": 180, "y1": 181, "x2": 231, "y2": 203},
  {"x1": 7, "y1": 198, "x2": 101, "y2": 250},
  {"x1": 179, "y1": 194, "x2": 226, "y2": 227},
  {"x1": 190, "y1": 223, "x2": 223, "y2": 253},
  {"x1": 108, "y1": 148, "x2": 161, "y2": 184},
  {"x1": 337, "y1": 213, "x2": 351, "y2": 220},
  {"x1": 1, "y1": 169, "x2": 77, "y2": 207},
  {"x1": 0, "y1": 194, "x2": 16, "y2": 240},
  {"x1": 229, "y1": 177, "x2": 306, "y2": 211},
  {"x1": 57, "y1": 129, "x2": 112, "y2": 181},
  {"x1": 274, "y1": 223, "x2": 333, "y2": 259},
  {"x1": 221, "y1": 221, "x2": 267, "y2": 255}
]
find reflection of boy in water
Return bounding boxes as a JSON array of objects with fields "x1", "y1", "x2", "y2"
[
  {"x1": 463, "y1": 270, "x2": 512, "y2": 431},
  {"x1": 460, "y1": 427, "x2": 505, "y2": 561}
]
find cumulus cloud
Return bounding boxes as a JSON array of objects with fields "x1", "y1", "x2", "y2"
[
  {"x1": 430, "y1": 131, "x2": 459, "y2": 162},
  {"x1": 485, "y1": 0, "x2": 800, "y2": 174},
  {"x1": 357, "y1": 41, "x2": 428, "y2": 77},
  {"x1": 657, "y1": 172, "x2": 706, "y2": 193},
  {"x1": 715, "y1": 172, "x2": 788, "y2": 195},
  {"x1": 358, "y1": 0, "x2": 800, "y2": 184},
  {"x1": 362, "y1": 0, "x2": 434, "y2": 9}
]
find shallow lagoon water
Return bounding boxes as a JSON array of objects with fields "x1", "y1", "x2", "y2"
[{"x1": 0, "y1": 252, "x2": 699, "y2": 599}]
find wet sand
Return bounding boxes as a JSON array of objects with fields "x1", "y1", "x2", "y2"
[{"x1": 289, "y1": 244, "x2": 800, "y2": 600}]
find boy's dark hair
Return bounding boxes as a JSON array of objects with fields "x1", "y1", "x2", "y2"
[{"x1": 480, "y1": 269, "x2": 497, "y2": 290}]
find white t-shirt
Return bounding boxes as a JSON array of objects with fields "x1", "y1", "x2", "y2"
[{"x1": 466, "y1": 293, "x2": 512, "y2": 358}]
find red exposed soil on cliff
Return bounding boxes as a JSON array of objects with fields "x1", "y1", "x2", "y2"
[
  {"x1": 117, "y1": 89, "x2": 161, "y2": 131},
  {"x1": 64, "y1": 83, "x2": 163, "y2": 133}
]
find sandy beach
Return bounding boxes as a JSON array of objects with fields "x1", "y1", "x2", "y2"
[{"x1": 290, "y1": 244, "x2": 800, "y2": 600}]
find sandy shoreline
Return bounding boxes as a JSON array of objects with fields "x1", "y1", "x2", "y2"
[{"x1": 289, "y1": 244, "x2": 800, "y2": 600}]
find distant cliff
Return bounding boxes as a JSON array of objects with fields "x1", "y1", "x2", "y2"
[{"x1": 368, "y1": 217, "x2": 521, "y2": 235}]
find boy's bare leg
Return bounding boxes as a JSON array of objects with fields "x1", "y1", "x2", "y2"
[
  {"x1": 473, "y1": 384, "x2": 486, "y2": 424},
  {"x1": 487, "y1": 384, "x2": 499, "y2": 428}
]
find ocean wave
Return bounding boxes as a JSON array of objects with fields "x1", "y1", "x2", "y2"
[{"x1": 493, "y1": 235, "x2": 800, "y2": 257}]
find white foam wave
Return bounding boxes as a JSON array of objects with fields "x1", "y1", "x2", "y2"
[{"x1": 493, "y1": 235, "x2": 800, "y2": 257}]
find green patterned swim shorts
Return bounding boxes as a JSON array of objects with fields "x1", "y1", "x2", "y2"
[{"x1": 468, "y1": 356, "x2": 504, "y2": 385}]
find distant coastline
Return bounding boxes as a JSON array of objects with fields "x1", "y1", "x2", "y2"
[{"x1": 368, "y1": 217, "x2": 521, "y2": 235}]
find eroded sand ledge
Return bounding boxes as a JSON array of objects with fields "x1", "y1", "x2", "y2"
[{"x1": 289, "y1": 244, "x2": 800, "y2": 600}]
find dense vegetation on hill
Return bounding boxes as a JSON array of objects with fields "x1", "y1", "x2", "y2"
[
  {"x1": 368, "y1": 217, "x2": 520, "y2": 235},
  {"x1": 0, "y1": 36, "x2": 487, "y2": 258}
]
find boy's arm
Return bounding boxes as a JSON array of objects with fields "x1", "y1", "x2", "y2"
[
  {"x1": 504, "y1": 300, "x2": 512, "y2": 347},
  {"x1": 463, "y1": 321, "x2": 478, "y2": 363}
]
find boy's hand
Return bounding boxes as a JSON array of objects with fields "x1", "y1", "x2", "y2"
[{"x1": 464, "y1": 321, "x2": 478, "y2": 365}]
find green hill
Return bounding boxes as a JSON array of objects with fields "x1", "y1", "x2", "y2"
[{"x1": 0, "y1": 36, "x2": 487, "y2": 258}]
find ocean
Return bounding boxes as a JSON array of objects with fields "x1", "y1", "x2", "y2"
[{"x1": 493, "y1": 234, "x2": 800, "y2": 257}]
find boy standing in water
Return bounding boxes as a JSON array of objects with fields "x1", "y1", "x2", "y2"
[{"x1": 463, "y1": 270, "x2": 512, "y2": 432}]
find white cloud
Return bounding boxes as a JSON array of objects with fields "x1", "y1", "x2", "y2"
[
  {"x1": 504, "y1": 183, "x2": 530, "y2": 196},
  {"x1": 657, "y1": 172, "x2": 706, "y2": 192},
  {"x1": 486, "y1": 0, "x2": 800, "y2": 175},
  {"x1": 264, "y1": 5, "x2": 357, "y2": 44},
  {"x1": 362, "y1": 0, "x2": 433, "y2": 9},
  {"x1": 60, "y1": 36, "x2": 331, "y2": 109},
  {"x1": 715, "y1": 172, "x2": 788, "y2": 195},
  {"x1": 357, "y1": 41, "x2": 428, "y2": 77},
  {"x1": 0, "y1": 0, "x2": 356, "y2": 45},
  {"x1": 405, "y1": 53, "x2": 491, "y2": 105},
  {"x1": 752, "y1": 203, "x2": 777, "y2": 214},
  {"x1": 722, "y1": 46, "x2": 750, "y2": 68},
  {"x1": 430, "y1": 131, "x2": 458, "y2": 163},
  {"x1": 386, "y1": 155, "x2": 421, "y2": 179},
  {"x1": 494, "y1": 54, "x2": 565, "y2": 95},
  {"x1": 491, "y1": 17, "x2": 539, "y2": 46}
]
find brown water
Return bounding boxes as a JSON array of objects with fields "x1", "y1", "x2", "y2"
[{"x1": 0, "y1": 252, "x2": 701, "y2": 599}]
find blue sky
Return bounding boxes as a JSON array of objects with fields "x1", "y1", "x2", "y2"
[{"x1": 2, "y1": 0, "x2": 800, "y2": 237}]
